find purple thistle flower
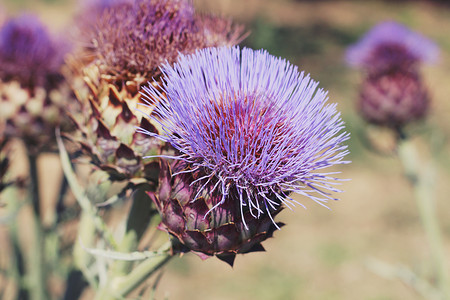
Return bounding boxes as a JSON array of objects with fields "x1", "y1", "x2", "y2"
[
  {"x1": 79, "y1": 0, "x2": 196, "y2": 77},
  {"x1": 141, "y1": 46, "x2": 350, "y2": 227},
  {"x1": 75, "y1": 0, "x2": 246, "y2": 81},
  {"x1": 0, "y1": 14, "x2": 65, "y2": 88},
  {"x1": 346, "y1": 21, "x2": 439, "y2": 73}
]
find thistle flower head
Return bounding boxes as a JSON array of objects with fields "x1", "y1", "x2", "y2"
[
  {"x1": 0, "y1": 14, "x2": 66, "y2": 88},
  {"x1": 141, "y1": 46, "x2": 350, "y2": 226},
  {"x1": 76, "y1": 0, "x2": 246, "y2": 81},
  {"x1": 346, "y1": 21, "x2": 439, "y2": 74}
]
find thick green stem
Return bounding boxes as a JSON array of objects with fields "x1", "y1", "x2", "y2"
[
  {"x1": 111, "y1": 186, "x2": 156, "y2": 276},
  {"x1": 26, "y1": 154, "x2": 49, "y2": 300},
  {"x1": 113, "y1": 241, "x2": 172, "y2": 297},
  {"x1": 73, "y1": 211, "x2": 98, "y2": 289},
  {"x1": 11, "y1": 231, "x2": 29, "y2": 300},
  {"x1": 28, "y1": 155, "x2": 40, "y2": 216},
  {"x1": 56, "y1": 130, "x2": 117, "y2": 249},
  {"x1": 398, "y1": 139, "x2": 450, "y2": 299},
  {"x1": 94, "y1": 186, "x2": 159, "y2": 299},
  {"x1": 4, "y1": 187, "x2": 29, "y2": 300},
  {"x1": 55, "y1": 169, "x2": 69, "y2": 224},
  {"x1": 95, "y1": 242, "x2": 172, "y2": 300}
]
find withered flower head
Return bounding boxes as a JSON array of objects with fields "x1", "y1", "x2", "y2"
[{"x1": 92, "y1": 0, "x2": 197, "y2": 80}]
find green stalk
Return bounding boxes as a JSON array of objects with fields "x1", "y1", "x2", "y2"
[
  {"x1": 4, "y1": 187, "x2": 29, "y2": 300},
  {"x1": 73, "y1": 210, "x2": 98, "y2": 289},
  {"x1": 398, "y1": 138, "x2": 450, "y2": 299},
  {"x1": 10, "y1": 226, "x2": 29, "y2": 300},
  {"x1": 26, "y1": 153, "x2": 49, "y2": 300},
  {"x1": 95, "y1": 242, "x2": 172, "y2": 300},
  {"x1": 111, "y1": 186, "x2": 157, "y2": 276},
  {"x1": 94, "y1": 186, "x2": 160, "y2": 299},
  {"x1": 56, "y1": 130, "x2": 117, "y2": 249}
]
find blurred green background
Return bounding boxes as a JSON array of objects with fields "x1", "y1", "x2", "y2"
[{"x1": 2, "y1": 0, "x2": 450, "y2": 299}]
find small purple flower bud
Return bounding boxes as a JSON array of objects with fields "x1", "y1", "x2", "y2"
[
  {"x1": 346, "y1": 21, "x2": 439, "y2": 74},
  {"x1": 358, "y1": 70, "x2": 429, "y2": 128}
]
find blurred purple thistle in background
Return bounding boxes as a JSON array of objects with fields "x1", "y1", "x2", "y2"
[
  {"x1": 140, "y1": 47, "x2": 350, "y2": 262},
  {"x1": 0, "y1": 14, "x2": 65, "y2": 88},
  {"x1": 0, "y1": 14, "x2": 73, "y2": 152},
  {"x1": 346, "y1": 21, "x2": 439, "y2": 75}
]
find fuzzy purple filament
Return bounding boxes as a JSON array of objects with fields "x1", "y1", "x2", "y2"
[{"x1": 140, "y1": 46, "x2": 350, "y2": 223}]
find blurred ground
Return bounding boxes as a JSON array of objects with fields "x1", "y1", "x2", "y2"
[{"x1": 1, "y1": 0, "x2": 450, "y2": 299}]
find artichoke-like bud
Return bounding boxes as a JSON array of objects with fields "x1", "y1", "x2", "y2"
[
  {"x1": 69, "y1": 65, "x2": 161, "y2": 181},
  {"x1": 67, "y1": 0, "x2": 246, "y2": 182},
  {"x1": 0, "y1": 14, "x2": 74, "y2": 153},
  {"x1": 149, "y1": 160, "x2": 283, "y2": 266},
  {"x1": 358, "y1": 71, "x2": 429, "y2": 128}
]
